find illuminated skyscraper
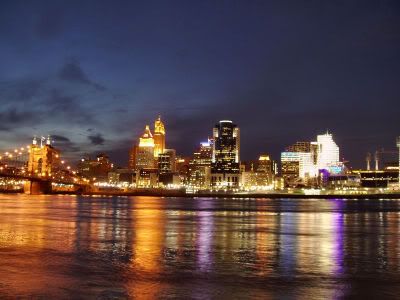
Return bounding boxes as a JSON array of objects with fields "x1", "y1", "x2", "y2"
[
  {"x1": 316, "y1": 132, "x2": 339, "y2": 170},
  {"x1": 281, "y1": 141, "x2": 318, "y2": 186},
  {"x1": 211, "y1": 120, "x2": 240, "y2": 188},
  {"x1": 189, "y1": 139, "x2": 213, "y2": 188},
  {"x1": 153, "y1": 116, "x2": 166, "y2": 158},
  {"x1": 135, "y1": 125, "x2": 155, "y2": 169},
  {"x1": 158, "y1": 149, "x2": 176, "y2": 174}
]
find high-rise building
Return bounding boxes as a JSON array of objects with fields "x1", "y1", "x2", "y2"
[
  {"x1": 240, "y1": 155, "x2": 276, "y2": 189},
  {"x1": 158, "y1": 149, "x2": 176, "y2": 174},
  {"x1": 316, "y1": 132, "x2": 339, "y2": 170},
  {"x1": 128, "y1": 145, "x2": 138, "y2": 169},
  {"x1": 135, "y1": 125, "x2": 155, "y2": 169},
  {"x1": 256, "y1": 154, "x2": 275, "y2": 185},
  {"x1": 189, "y1": 140, "x2": 213, "y2": 188},
  {"x1": 211, "y1": 120, "x2": 240, "y2": 189},
  {"x1": 281, "y1": 141, "x2": 318, "y2": 186},
  {"x1": 281, "y1": 133, "x2": 340, "y2": 187},
  {"x1": 153, "y1": 116, "x2": 166, "y2": 158},
  {"x1": 281, "y1": 152, "x2": 302, "y2": 185},
  {"x1": 257, "y1": 154, "x2": 273, "y2": 173}
]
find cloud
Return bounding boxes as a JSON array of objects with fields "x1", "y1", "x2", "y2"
[
  {"x1": 0, "y1": 78, "x2": 44, "y2": 104},
  {"x1": 88, "y1": 133, "x2": 105, "y2": 146},
  {"x1": 50, "y1": 134, "x2": 81, "y2": 153},
  {"x1": 42, "y1": 89, "x2": 95, "y2": 124},
  {"x1": 51, "y1": 134, "x2": 71, "y2": 142},
  {"x1": 58, "y1": 60, "x2": 106, "y2": 91},
  {"x1": 0, "y1": 108, "x2": 39, "y2": 131}
]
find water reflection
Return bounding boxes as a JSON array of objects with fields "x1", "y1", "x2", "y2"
[{"x1": 1, "y1": 195, "x2": 400, "y2": 298}]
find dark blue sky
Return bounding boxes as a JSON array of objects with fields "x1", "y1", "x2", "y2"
[{"x1": 1, "y1": 0, "x2": 399, "y2": 167}]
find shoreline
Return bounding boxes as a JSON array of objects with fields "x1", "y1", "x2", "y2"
[
  {"x1": 82, "y1": 191, "x2": 400, "y2": 199},
  {"x1": 42, "y1": 190, "x2": 400, "y2": 199},
  {"x1": 2, "y1": 189, "x2": 400, "y2": 199}
]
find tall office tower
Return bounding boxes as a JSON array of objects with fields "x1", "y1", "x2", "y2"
[
  {"x1": 189, "y1": 140, "x2": 213, "y2": 188},
  {"x1": 128, "y1": 145, "x2": 138, "y2": 169},
  {"x1": 211, "y1": 120, "x2": 240, "y2": 189},
  {"x1": 281, "y1": 140, "x2": 318, "y2": 186},
  {"x1": 316, "y1": 132, "x2": 339, "y2": 170},
  {"x1": 158, "y1": 149, "x2": 176, "y2": 174},
  {"x1": 153, "y1": 116, "x2": 166, "y2": 158},
  {"x1": 135, "y1": 125, "x2": 155, "y2": 169},
  {"x1": 257, "y1": 154, "x2": 273, "y2": 173},
  {"x1": 281, "y1": 152, "x2": 302, "y2": 184}
]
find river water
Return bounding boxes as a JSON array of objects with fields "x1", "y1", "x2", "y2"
[{"x1": 0, "y1": 195, "x2": 400, "y2": 299}]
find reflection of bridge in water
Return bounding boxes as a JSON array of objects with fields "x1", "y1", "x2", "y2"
[{"x1": 0, "y1": 136, "x2": 89, "y2": 194}]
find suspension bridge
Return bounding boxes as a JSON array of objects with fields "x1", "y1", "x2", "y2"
[{"x1": 0, "y1": 136, "x2": 90, "y2": 194}]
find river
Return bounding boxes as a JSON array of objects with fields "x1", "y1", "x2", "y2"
[{"x1": 0, "y1": 194, "x2": 400, "y2": 299}]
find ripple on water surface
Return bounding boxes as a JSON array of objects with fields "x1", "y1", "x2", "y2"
[{"x1": 1, "y1": 195, "x2": 400, "y2": 298}]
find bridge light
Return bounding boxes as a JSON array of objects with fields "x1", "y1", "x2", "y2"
[
  {"x1": 8, "y1": 154, "x2": 12, "y2": 158},
  {"x1": 5, "y1": 152, "x2": 8, "y2": 155},
  {"x1": 21, "y1": 147, "x2": 24, "y2": 151},
  {"x1": 61, "y1": 160, "x2": 65, "y2": 164},
  {"x1": 14, "y1": 149, "x2": 17, "y2": 153}
]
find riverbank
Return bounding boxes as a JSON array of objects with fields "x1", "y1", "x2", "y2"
[
  {"x1": 3, "y1": 189, "x2": 400, "y2": 199},
  {"x1": 81, "y1": 190, "x2": 400, "y2": 199}
]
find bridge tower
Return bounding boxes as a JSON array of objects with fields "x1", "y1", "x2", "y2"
[{"x1": 24, "y1": 136, "x2": 61, "y2": 194}]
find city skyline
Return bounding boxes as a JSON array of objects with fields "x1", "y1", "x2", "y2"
[
  {"x1": 1, "y1": 1, "x2": 400, "y2": 168},
  {"x1": 2, "y1": 2, "x2": 400, "y2": 298},
  {"x1": 1, "y1": 117, "x2": 399, "y2": 170}
]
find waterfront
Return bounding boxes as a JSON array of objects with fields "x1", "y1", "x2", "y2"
[{"x1": 1, "y1": 195, "x2": 400, "y2": 298}]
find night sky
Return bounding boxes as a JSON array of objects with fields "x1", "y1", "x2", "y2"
[{"x1": 1, "y1": 0, "x2": 400, "y2": 167}]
